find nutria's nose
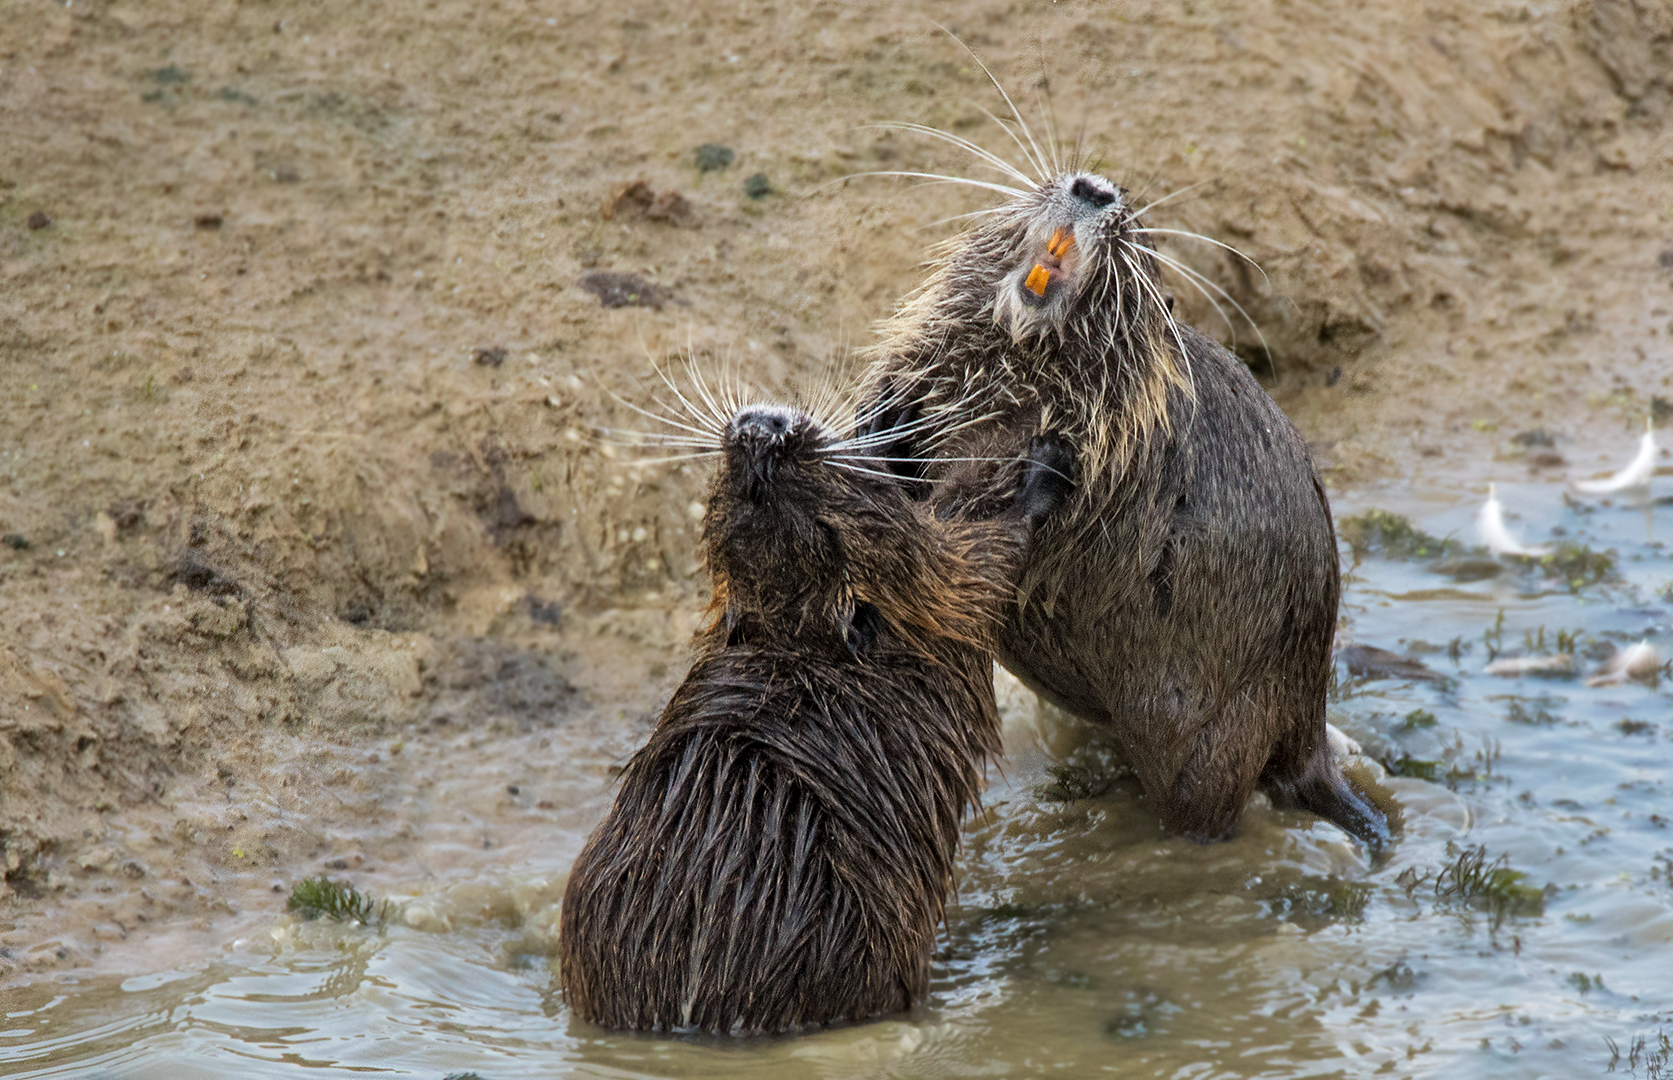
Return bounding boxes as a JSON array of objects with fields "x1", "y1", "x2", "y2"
[
  {"x1": 1069, "y1": 176, "x2": 1117, "y2": 209},
  {"x1": 732, "y1": 406, "x2": 794, "y2": 441}
]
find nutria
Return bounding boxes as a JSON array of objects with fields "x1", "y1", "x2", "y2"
[
  {"x1": 558, "y1": 401, "x2": 1074, "y2": 1034},
  {"x1": 858, "y1": 163, "x2": 1388, "y2": 848}
]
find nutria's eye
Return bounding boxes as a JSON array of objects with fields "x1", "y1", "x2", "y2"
[{"x1": 1070, "y1": 177, "x2": 1117, "y2": 209}]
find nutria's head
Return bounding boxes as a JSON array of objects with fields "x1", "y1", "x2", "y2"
[
  {"x1": 864, "y1": 166, "x2": 1193, "y2": 481},
  {"x1": 984, "y1": 172, "x2": 1159, "y2": 347},
  {"x1": 908, "y1": 169, "x2": 1182, "y2": 370},
  {"x1": 700, "y1": 403, "x2": 915, "y2": 646}
]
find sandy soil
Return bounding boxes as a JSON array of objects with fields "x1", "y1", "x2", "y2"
[{"x1": 1, "y1": 0, "x2": 1670, "y2": 984}]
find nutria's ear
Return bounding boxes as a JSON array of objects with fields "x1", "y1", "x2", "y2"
[{"x1": 838, "y1": 600, "x2": 884, "y2": 657}]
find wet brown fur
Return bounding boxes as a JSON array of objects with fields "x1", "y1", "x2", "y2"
[
  {"x1": 859, "y1": 170, "x2": 1388, "y2": 849},
  {"x1": 558, "y1": 404, "x2": 1072, "y2": 1034}
]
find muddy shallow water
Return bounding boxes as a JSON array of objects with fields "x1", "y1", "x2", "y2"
[{"x1": 5, "y1": 473, "x2": 1668, "y2": 1079}]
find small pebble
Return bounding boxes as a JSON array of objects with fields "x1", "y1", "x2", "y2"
[{"x1": 696, "y1": 143, "x2": 734, "y2": 172}]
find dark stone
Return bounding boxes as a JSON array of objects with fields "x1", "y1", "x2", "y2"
[
  {"x1": 695, "y1": 143, "x2": 734, "y2": 172},
  {"x1": 524, "y1": 593, "x2": 562, "y2": 626},
  {"x1": 579, "y1": 271, "x2": 660, "y2": 309},
  {"x1": 107, "y1": 498, "x2": 146, "y2": 532},
  {"x1": 174, "y1": 551, "x2": 239, "y2": 596},
  {"x1": 744, "y1": 172, "x2": 771, "y2": 198}
]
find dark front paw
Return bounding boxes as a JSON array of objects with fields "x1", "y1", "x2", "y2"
[{"x1": 1017, "y1": 435, "x2": 1077, "y2": 526}]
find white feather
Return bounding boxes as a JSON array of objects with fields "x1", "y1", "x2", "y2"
[
  {"x1": 1585, "y1": 641, "x2": 1663, "y2": 687},
  {"x1": 1573, "y1": 421, "x2": 1658, "y2": 494},
  {"x1": 1484, "y1": 654, "x2": 1574, "y2": 677},
  {"x1": 1477, "y1": 483, "x2": 1550, "y2": 557}
]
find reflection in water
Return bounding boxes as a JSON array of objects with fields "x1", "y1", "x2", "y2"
[{"x1": 1, "y1": 479, "x2": 1668, "y2": 1079}]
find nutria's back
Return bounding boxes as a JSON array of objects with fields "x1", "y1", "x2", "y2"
[
  {"x1": 558, "y1": 632, "x2": 999, "y2": 1032},
  {"x1": 558, "y1": 403, "x2": 1073, "y2": 1033}
]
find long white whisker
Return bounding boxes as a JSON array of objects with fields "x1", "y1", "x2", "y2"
[
  {"x1": 922, "y1": 405, "x2": 1010, "y2": 443},
  {"x1": 601, "y1": 428, "x2": 715, "y2": 447},
  {"x1": 867, "y1": 122, "x2": 1039, "y2": 189},
  {"x1": 917, "y1": 206, "x2": 1012, "y2": 231},
  {"x1": 1133, "y1": 180, "x2": 1213, "y2": 219},
  {"x1": 642, "y1": 387, "x2": 721, "y2": 435},
  {"x1": 822, "y1": 459, "x2": 927, "y2": 482},
  {"x1": 935, "y1": 26, "x2": 1051, "y2": 183},
  {"x1": 847, "y1": 383, "x2": 931, "y2": 432},
  {"x1": 652, "y1": 356, "x2": 721, "y2": 433},
  {"x1": 600, "y1": 429, "x2": 715, "y2": 446},
  {"x1": 1134, "y1": 228, "x2": 1272, "y2": 288},
  {"x1": 620, "y1": 451, "x2": 722, "y2": 467},
  {"x1": 693, "y1": 343, "x2": 738, "y2": 433},
  {"x1": 833, "y1": 170, "x2": 1033, "y2": 200},
  {"x1": 680, "y1": 351, "x2": 731, "y2": 432},
  {"x1": 608, "y1": 390, "x2": 718, "y2": 440},
  {"x1": 831, "y1": 409, "x2": 962, "y2": 451},
  {"x1": 826, "y1": 454, "x2": 1020, "y2": 467},
  {"x1": 1152, "y1": 247, "x2": 1269, "y2": 361},
  {"x1": 1148, "y1": 247, "x2": 1246, "y2": 347},
  {"x1": 971, "y1": 106, "x2": 1048, "y2": 183},
  {"x1": 838, "y1": 403, "x2": 946, "y2": 439},
  {"x1": 721, "y1": 353, "x2": 743, "y2": 417},
  {"x1": 1029, "y1": 51, "x2": 1062, "y2": 177},
  {"x1": 1123, "y1": 246, "x2": 1195, "y2": 395}
]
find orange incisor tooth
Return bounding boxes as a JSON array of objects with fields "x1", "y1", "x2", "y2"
[
  {"x1": 1025, "y1": 264, "x2": 1051, "y2": 296},
  {"x1": 1047, "y1": 227, "x2": 1075, "y2": 258}
]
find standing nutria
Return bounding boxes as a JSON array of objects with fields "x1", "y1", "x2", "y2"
[
  {"x1": 858, "y1": 162, "x2": 1388, "y2": 849},
  {"x1": 558, "y1": 400, "x2": 1074, "y2": 1034}
]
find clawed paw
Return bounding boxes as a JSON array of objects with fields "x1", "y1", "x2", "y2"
[{"x1": 855, "y1": 381, "x2": 927, "y2": 485}]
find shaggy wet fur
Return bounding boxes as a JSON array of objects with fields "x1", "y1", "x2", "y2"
[
  {"x1": 859, "y1": 169, "x2": 1389, "y2": 848},
  {"x1": 558, "y1": 404, "x2": 1072, "y2": 1034}
]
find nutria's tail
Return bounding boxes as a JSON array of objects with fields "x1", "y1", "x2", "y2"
[
  {"x1": 1295, "y1": 772, "x2": 1390, "y2": 851},
  {"x1": 1276, "y1": 746, "x2": 1392, "y2": 852},
  {"x1": 1254, "y1": 708, "x2": 1393, "y2": 851}
]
